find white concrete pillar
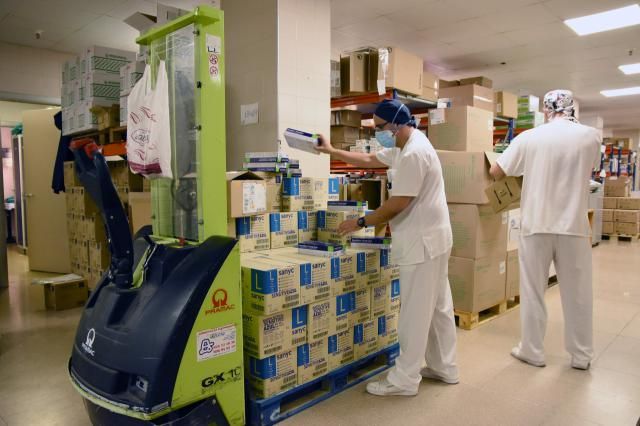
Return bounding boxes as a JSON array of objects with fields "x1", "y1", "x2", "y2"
[{"x1": 224, "y1": 0, "x2": 330, "y2": 178}]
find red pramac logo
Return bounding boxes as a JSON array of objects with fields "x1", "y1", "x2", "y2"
[{"x1": 206, "y1": 289, "x2": 235, "y2": 315}]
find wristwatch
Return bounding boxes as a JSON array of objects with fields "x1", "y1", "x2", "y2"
[{"x1": 357, "y1": 217, "x2": 366, "y2": 228}]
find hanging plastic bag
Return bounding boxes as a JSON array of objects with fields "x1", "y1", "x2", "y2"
[{"x1": 127, "y1": 61, "x2": 172, "y2": 179}]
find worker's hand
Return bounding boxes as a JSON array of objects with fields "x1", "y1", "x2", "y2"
[
  {"x1": 314, "y1": 134, "x2": 335, "y2": 154},
  {"x1": 338, "y1": 219, "x2": 360, "y2": 236}
]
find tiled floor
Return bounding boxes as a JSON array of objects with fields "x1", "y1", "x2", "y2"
[{"x1": 1, "y1": 240, "x2": 639, "y2": 426}]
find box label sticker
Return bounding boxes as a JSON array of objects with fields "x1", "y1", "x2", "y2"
[
  {"x1": 243, "y1": 182, "x2": 266, "y2": 214},
  {"x1": 499, "y1": 261, "x2": 506, "y2": 275},
  {"x1": 429, "y1": 108, "x2": 445, "y2": 125},
  {"x1": 197, "y1": 324, "x2": 237, "y2": 362}
]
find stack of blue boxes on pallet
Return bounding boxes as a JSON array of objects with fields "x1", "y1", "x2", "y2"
[{"x1": 227, "y1": 153, "x2": 401, "y2": 416}]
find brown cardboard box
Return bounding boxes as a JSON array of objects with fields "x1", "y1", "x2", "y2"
[
  {"x1": 485, "y1": 176, "x2": 523, "y2": 213},
  {"x1": 331, "y1": 125, "x2": 360, "y2": 144},
  {"x1": 128, "y1": 192, "x2": 152, "y2": 233},
  {"x1": 429, "y1": 107, "x2": 494, "y2": 152},
  {"x1": 615, "y1": 221, "x2": 639, "y2": 235},
  {"x1": 460, "y1": 76, "x2": 493, "y2": 88},
  {"x1": 448, "y1": 204, "x2": 508, "y2": 259},
  {"x1": 74, "y1": 187, "x2": 98, "y2": 216},
  {"x1": 331, "y1": 110, "x2": 362, "y2": 127},
  {"x1": 449, "y1": 254, "x2": 507, "y2": 313},
  {"x1": 385, "y1": 47, "x2": 424, "y2": 96},
  {"x1": 65, "y1": 190, "x2": 76, "y2": 213},
  {"x1": 421, "y1": 86, "x2": 438, "y2": 101},
  {"x1": 360, "y1": 178, "x2": 387, "y2": 210},
  {"x1": 243, "y1": 310, "x2": 293, "y2": 359},
  {"x1": 251, "y1": 172, "x2": 282, "y2": 213},
  {"x1": 438, "y1": 79, "x2": 459, "y2": 88},
  {"x1": 226, "y1": 171, "x2": 267, "y2": 218},
  {"x1": 438, "y1": 85, "x2": 495, "y2": 112},
  {"x1": 89, "y1": 241, "x2": 110, "y2": 270},
  {"x1": 246, "y1": 349, "x2": 297, "y2": 399},
  {"x1": 603, "y1": 197, "x2": 619, "y2": 209},
  {"x1": 340, "y1": 52, "x2": 367, "y2": 95},
  {"x1": 78, "y1": 240, "x2": 90, "y2": 265},
  {"x1": 63, "y1": 161, "x2": 82, "y2": 187},
  {"x1": 617, "y1": 197, "x2": 640, "y2": 210},
  {"x1": 437, "y1": 151, "x2": 494, "y2": 204},
  {"x1": 505, "y1": 248, "x2": 519, "y2": 299},
  {"x1": 602, "y1": 221, "x2": 614, "y2": 234},
  {"x1": 601, "y1": 209, "x2": 614, "y2": 222},
  {"x1": 604, "y1": 177, "x2": 630, "y2": 197},
  {"x1": 38, "y1": 275, "x2": 88, "y2": 311},
  {"x1": 108, "y1": 161, "x2": 143, "y2": 191},
  {"x1": 495, "y1": 91, "x2": 518, "y2": 119},
  {"x1": 423, "y1": 71, "x2": 439, "y2": 89},
  {"x1": 297, "y1": 339, "x2": 329, "y2": 385},
  {"x1": 614, "y1": 210, "x2": 640, "y2": 223},
  {"x1": 83, "y1": 215, "x2": 106, "y2": 242}
]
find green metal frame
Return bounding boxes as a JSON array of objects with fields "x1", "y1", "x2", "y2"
[{"x1": 138, "y1": 5, "x2": 228, "y2": 241}]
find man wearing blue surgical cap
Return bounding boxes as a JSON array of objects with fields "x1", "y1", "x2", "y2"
[{"x1": 316, "y1": 99, "x2": 459, "y2": 396}]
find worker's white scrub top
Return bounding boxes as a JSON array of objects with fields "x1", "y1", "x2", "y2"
[{"x1": 375, "y1": 129, "x2": 452, "y2": 265}]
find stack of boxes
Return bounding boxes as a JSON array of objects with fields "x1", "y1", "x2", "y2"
[
  {"x1": 119, "y1": 61, "x2": 146, "y2": 126},
  {"x1": 515, "y1": 95, "x2": 544, "y2": 130},
  {"x1": 602, "y1": 178, "x2": 639, "y2": 236},
  {"x1": 229, "y1": 152, "x2": 399, "y2": 399},
  {"x1": 241, "y1": 245, "x2": 399, "y2": 398},
  {"x1": 330, "y1": 110, "x2": 362, "y2": 151},
  {"x1": 61, "y1": 46, "x2": 137, "y2": 135},
  {"x1": 429, "y1": 81, "x2": 514, "y2": 313},
  {"x1": 64, "y1": 160, "x2": 148, "y2": 288}
]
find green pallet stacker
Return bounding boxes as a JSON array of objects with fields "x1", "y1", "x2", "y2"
[{"x1": 68, "y1": 6, "x2": 245, "y2": 425}]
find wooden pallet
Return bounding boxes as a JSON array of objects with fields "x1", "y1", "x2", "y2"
[
  {"x1": 247, "y1": 344, "x2": 400, "y2": 426},
  {"x1": 602, "y1": 234, "x2": 639, "y2": 242},
  {"x1": 506, "y1": 295, "x2": 521, "y2": 311},
  {"x1": 454, "y1": 301, "x2": 508, "y2": 330}
]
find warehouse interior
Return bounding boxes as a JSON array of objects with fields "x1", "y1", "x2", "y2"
[{"x1": 0, "y1": 0, "x2": 639, "y2": 425}]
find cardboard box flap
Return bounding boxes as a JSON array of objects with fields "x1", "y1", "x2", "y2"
[
  {"x1": 484, "y1": 151, "x2": 501, "y2": 168},
  {"x1": 226, "y1": 171, "x2": 265, "y2": 182},
  {"x1": 32, "y1": 274, "x2": 85, "y2": 286}
]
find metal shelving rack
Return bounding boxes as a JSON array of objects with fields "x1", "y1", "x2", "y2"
[{"x1": 330, "y1": 89, "x2": 437, "y2": 174}]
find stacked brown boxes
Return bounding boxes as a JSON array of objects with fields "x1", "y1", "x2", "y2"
[
  {"x1": 602, "y1": 178, "x2": 638, "y2": 236},
  {"x1": 330, "y1": 110, "x2": 362, "y2": 151},
  {"x1": 64, "y1": 160, "x2": 147, "y2": 288},
  {"x1": 432, "y1": 87, "x2": 510, "y2": 313},
  {"x1": 447, "y1": 204, "x2": 508, "y2": 312}
]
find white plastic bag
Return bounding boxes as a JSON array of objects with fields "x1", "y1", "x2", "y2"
[{"x1": 127, "y1": 61, "x2": 172, "y2": 179}]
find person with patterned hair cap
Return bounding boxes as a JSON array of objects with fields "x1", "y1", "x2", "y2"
[
  {"x1": 315, "y1": 99, "x2": 459, "y2": 396},
  {"x1": 490, "y1": 90, "x2": 602, "y2": 370}
]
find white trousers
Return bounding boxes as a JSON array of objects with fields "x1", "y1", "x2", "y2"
[
  {"x1": 518, "y1": 234, "x2": 593, "y2": 365},
  {"x1": 387, "y1": 251, "x2": 458, "y2": 391}
]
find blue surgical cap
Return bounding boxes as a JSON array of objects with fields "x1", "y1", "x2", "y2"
[{"x1": 374, "y1": 99, "x2": 414, "y2": 127}]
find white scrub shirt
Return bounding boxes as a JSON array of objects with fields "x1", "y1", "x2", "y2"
[
  {"x1": 497, "y1": 119, "x2": 601, "y2": 237},
  {"x1": 376, "y1": 129, "x2": 452, "y2": 265}
]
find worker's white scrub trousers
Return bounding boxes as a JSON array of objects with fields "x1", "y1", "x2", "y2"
[
  {"x1": 517, "y1": 234, "x2": 593, "y2": 365},
  {"x1": 386, "y1": 251, "x2": 458, "y2": 391}
]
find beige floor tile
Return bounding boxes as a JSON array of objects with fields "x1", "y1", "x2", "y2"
[
  {"x1": 595, "y1": 335, "x2": 640, "y2": 377},
  {"x1": 621, "y1": 312, "x2": 640, "y2": 339},
  {"x1": 542, "y1": 409, "x2": 603, "y2": 426},
  {"x1": 0, "y1": 237, "x2": 639, "y2": 425}
]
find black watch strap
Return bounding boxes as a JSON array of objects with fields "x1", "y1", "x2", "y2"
[{"x1": 357, "y1": 217, "x2": 366, "y2": 228}]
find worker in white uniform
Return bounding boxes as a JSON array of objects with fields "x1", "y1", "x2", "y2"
[
  {"x1": 490, "y1": 90, "x2": 601, "y2": 370},
  {"x1": 315, "y1": 99, "x2": 458, "y2": 396}
]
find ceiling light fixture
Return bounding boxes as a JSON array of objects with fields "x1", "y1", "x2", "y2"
[
  {"x1": 564, "y1": 4, "x2": 640, "y2": 36},
  {"x1": 601, "y1": 86, "x2": 640, "y2": 97},
  {"x1": 619, "y1": 63, "x2": 640, "y2": 74}
]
